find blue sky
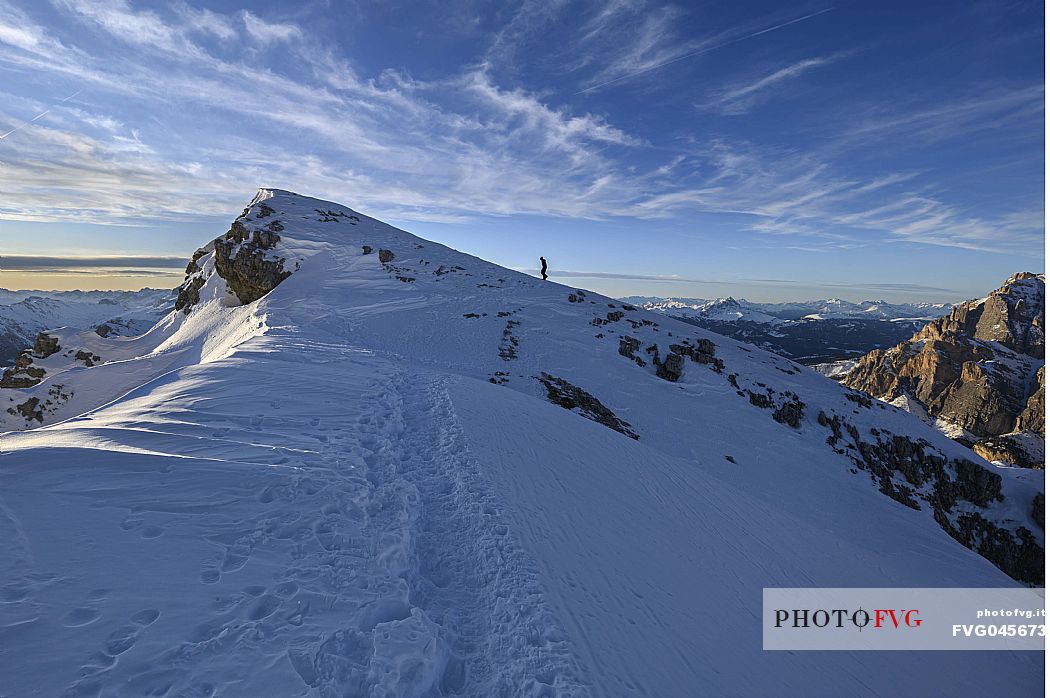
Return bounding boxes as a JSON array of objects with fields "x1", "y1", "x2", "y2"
[{"x1": 0, "y1": 0, "x2": 1043, "y2": 301}]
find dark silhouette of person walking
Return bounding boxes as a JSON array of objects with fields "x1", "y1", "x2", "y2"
[{"x1": 540, "y1": 256, "x2": 548, "y2": 280}]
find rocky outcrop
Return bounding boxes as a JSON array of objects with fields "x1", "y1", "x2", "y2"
[
  {"x1": 655, "y1": 351, "x2": 684, "y2": 382},
  {"x1": 772, "y1": 396, "x2": 805, "y2": 428},
  {"x1": 5, "y1": 383, "x2": 71, "y2": 425},
  {"x1": 638, "y1": 338, "x2": 722, "y2": 383},
  {"x1": 972, "y1": 437, "x2": 1040, "y2": 469},
  {"x1": 937, "y1": 512, "x2": 1042, "y2": 586},
  {"x1": 536, "y1": 372, "x2": 639, "y2": 439},
  {"x1": 817, "y1": 407, "x2": 1043, "y2": 585},
  {"x1": 498, "y1": 319, "x2": 520, "y2": 360},
  {"x1": 175, "y1": 276, "x2": 206, "y2": 314},
  {"x1": 175, "y1": 199, "x2": 296, "y2": 312},
  {"x1": 920, "y1": 272, "x2": 1044, "y2": 358},
  {"x1": 214, "y1": 221, "x2": 291, "y2": 304},
  {"x1": 11, "y1": 396, "x2": 41, "y2": 422},
  {"x1": 175, "y1": 243, "x2": 214, "y2": 314},
  {"x1": 33, "y1": 332, "x2": 60, "y2": 358},
  {"x1": 618, "y1": 336, "x2": 645, "y2": 367},
  {"x1": 0, "y1": 356, "x2": 45, "y2": 388},
  {"x1": 0, "y1": 336, "x2": 54, "y2": 388},
  {"x1": 75, "y1": 350, "x2": 101, "y2": 367},
  {"x1": 1017, "y1": 366, "x2": 1044, "y2": 436},
  {"x1": 669, "y1": 338, "x2": 718, "y2": 366},
  {"x1": 843, "y1": 274, "x2": 1045, "y2": 467}
]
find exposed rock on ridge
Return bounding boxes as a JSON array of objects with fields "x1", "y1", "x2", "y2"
[
  {"x1": 537, "y1": 372, "x2": 639, "y2": 439},
  {"x1": 0, "y1": 332, "x2": 59, "y2": 388},
  {"x1": 213, "y1": 220, "x2": 291, "y2": 304},
  {"x1": 176, "y1": 193, "x2": 295, "y2": 312}
]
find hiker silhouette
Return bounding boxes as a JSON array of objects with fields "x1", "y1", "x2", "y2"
[{"x1": 540, "y1": 256, "x2": 548, "y2": 280}]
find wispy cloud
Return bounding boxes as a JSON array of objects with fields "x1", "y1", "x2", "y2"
[
  {"x1": 573, "y1": 3, "x2": 702, "y2": 93},
  {"x1": 174, "y1": 3, "x2": 238, "y2": 40},
  {"x1": 630, "y1": 135, "x2": 1043, "y2": 253},
  {"x1": 839, "y1": 85, "x2": 1045, "y2": 145},
  {"x1": 240, "y1": 10, "x2": 301, "y2": 44},
  {"x1": 0, "y1": 1, "x2": 657, "y2": 225},
  {"x1": 574, "y1": 7, "x2": 835, "y2": 94},
  {"x1": 699, "y1": 55, "x2": 841, "y2": 114},
  {"x1": 0, "y1": 0, "x2": 1040, "y2": 264}
]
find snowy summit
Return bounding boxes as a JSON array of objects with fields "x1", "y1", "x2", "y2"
[{"x1": 0, "y1": 190, "x2": 1042, "y2": 696}]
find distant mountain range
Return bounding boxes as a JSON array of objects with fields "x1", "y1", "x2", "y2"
[
  {"x1": 0, "y1": 288, "x2": 173, "y2": 368},
  {"x1": 622, "y1": 296, "x2": 953, "y2": 364},
  {"x1": 621, "y1": 296, "x2": 953, "y2": 323}
]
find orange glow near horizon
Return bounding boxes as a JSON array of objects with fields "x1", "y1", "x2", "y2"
[{"x1": 0, "y1": 271, "x2": 180, "y2": 292}]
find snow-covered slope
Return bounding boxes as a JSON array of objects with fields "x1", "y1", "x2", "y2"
[
  {"x1": 0, "y1": 190, "x2": 1042, "y2": 697},
  {"x1": 0, "y1": 288, "x2": 173, "y2": 367}
]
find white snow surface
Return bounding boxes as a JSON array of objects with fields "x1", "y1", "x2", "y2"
[{"x1": 0, "y1": 190, "x2": 1042, "y2": 697}]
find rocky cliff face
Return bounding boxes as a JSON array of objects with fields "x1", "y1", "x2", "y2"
[
  {"x1": 844, "y1": 273, "x2": 1045, "y2": 468},
  {"x1": 177, "y1": 196, "x2": 294, "y2": 312}
]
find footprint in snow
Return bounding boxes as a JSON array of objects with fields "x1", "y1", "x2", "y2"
[
  {"x1": 247, "y1": 594, "x2": 281, "y2": 621},
  {"x1": 274, "y1": 581, "x2": 299, "y2": 598},
  {"x1": 220, "y1": 541, "x2": 251, "y2": 572},
  {"x1": 103, "y1": 609, "x2": 160, "y2": 656}
]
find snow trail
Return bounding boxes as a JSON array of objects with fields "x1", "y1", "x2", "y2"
[
  {"x1": 389, "y1": 371, "x2": 586, "y2": 696},
  {"x1": 3, "y1": 337, "x2": 585, "y2": 697}
]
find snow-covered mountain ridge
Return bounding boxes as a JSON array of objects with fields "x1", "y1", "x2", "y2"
[
  {"x1": 624, "y1": 295, "x2": 953, "y2": 322},
  {"x1": 0, "y1": 190, "x2": 1041, "y2": 696}
]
